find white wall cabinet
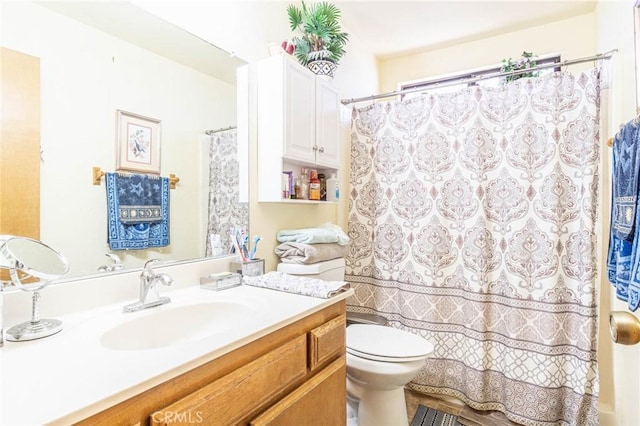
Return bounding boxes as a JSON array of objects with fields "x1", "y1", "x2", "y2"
[{"x1": 244, "y1": 54, "x2": 340, "y2": 202}]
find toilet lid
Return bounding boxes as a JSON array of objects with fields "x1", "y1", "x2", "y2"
[{"x1": 346, "y1": 324, "x2": 434, "y2": 362}]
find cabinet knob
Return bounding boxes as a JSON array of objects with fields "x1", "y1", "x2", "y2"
[
  {"x1": 318, "y1": 146, "x2": 325, "y2": 153},
  {"x1": 313, "y1": 145, "x2": 318, "y2": 151}
]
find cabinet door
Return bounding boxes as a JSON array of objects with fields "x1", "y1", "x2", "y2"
[
  {"x1": 282, "y1": 59, "x2": 316, "y2": 164},
  {"x1": 249, "y1": 357, "x2": 346, "y2": 426},
  {"x1": 314, "y1": 78, "x2": 340, "y2": 169},
  {"x1": 150, "y1": 335, "x2": 307, "y2": 426}
]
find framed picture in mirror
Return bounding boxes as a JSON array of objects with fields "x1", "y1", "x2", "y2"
[{"x1": 116, "y1": 110, "x2": 161, "y2": 174}]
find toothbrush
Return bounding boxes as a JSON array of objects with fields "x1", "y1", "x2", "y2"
[
  {"x1": 231, "y1": 229, "x2": 246, "y2": 261},
  {"x1": 242, "y1": 234, "x2": 250, "y2": 260},
  {"x1": 249, "y1": 236, "x2": 262, "y2": 260}
]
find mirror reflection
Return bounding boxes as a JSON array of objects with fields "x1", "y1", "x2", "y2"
[{"x1": 0, "y1": 1, "x2": 248, "y2": 280}]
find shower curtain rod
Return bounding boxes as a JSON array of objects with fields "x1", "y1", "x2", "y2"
[
  {"x1": 205, "y1": 125, "x2": 237, "y2": 135},
  {"x1": 341, "y1": 49, "x2": 618, "y2": 105}
]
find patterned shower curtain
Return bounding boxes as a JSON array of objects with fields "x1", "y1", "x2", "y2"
[
  {"x1": 346, "y1": 69, "x2": 601, "y2": 426},
  {"x1": 206, "y1": 129, "x2": 248, "y2": 256}
]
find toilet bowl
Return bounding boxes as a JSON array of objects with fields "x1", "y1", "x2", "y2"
[
  {"x1": 346, "y1": 324, "x2": 433, "y2": 426},
  {"x1": 276, "y1": 258, "x2": 434, "y2": 425}
]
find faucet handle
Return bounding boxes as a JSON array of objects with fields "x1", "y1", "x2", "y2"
[
  {"x1": 144, "y1": 259, "x2": 161, "y2": 273},
  {"x1": 98, "y1": 253, "x2": 123, "y2": 272},
  {"x1": 156, "y1": 273, "x2": 173, "y2": 287}
]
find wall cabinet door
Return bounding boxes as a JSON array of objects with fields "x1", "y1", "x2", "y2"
[
  {"x1": 314, "y1": 78, "x2": 340, "y2": 169},
  {"x1": 282, "y1": 59, "x2": 316, "y2": 165}
]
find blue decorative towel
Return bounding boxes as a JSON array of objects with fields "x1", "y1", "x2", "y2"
[
  {"x1": 106, "y1": 172, "x2": 170, "y2": 250},
  {"x1": 612, "y1": 122, "x2": 640, "y2": 241},
  {"x1": 608, "y1": 124, "x2": 640, "y2": 311},
  {"x1": 113, "y1": 173, "x2": 162, "y2": 224}
]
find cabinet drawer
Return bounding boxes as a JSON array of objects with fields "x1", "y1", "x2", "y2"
[
  {"x1": 249, "y1": 356, "x2": 346, "y2": 426},
  {"x1": 308, "y1": 314, "x2": 345, "y2": 372},
  {"x1": 150, "y1": 334, "x2": 307, "y2": 426}
]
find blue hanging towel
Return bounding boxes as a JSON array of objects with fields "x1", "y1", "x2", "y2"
[
  {"x1": 608, "y1": 121, "x2": 640, "y2": 311},
  {"x1": 105, "y1": 172, "x2": 170, "y2": 250},
  {"x1": 612, "y1": 122, "x2": 640, "y2": 240}
]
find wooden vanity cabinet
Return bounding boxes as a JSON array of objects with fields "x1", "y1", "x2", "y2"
[{"x1": 76, "y1": 301, "x2": 346, "y2": 426}]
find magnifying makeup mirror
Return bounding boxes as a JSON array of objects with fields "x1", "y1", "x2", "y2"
[{"x1": 0, "y1": 236, "x2": 69, "y2": 341}]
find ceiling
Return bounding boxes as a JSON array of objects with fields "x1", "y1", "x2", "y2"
[
  {"x1": 335, "y1": 0, "x2": 598, "y2": 60},
  {"x1": 36, "y1": 0, "x2": 599, "y2": 70}
]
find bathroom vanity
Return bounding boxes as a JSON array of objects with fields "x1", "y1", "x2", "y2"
[
  {"x1": 1, "y1": 258, "x2": 351, "y2": 426},
  {"x1": 80, "y1": 302, "x2": 347, "y2": 426}
]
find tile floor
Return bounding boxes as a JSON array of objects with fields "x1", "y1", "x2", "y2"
[{"x1": 405, "y1": 388, "x2": 520, "y2": 426}]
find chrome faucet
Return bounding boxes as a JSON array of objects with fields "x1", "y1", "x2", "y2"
[
  {"x1": 123, "y1": 259, "x2": 172, "y2": 313},
  {"x1": 97, "y1": 253, "x2": 123, "y2": 273}
]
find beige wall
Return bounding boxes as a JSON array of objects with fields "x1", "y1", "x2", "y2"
[
  {"x1": 378, "y1": 12, "x2": 596, "y2": 94},
  {"x1": 594, "y1": 1, "x2": 640, "y2": 425}
]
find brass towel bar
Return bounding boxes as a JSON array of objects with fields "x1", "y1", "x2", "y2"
[{"x1": 92, "y1": 166, "x2": 180, "y2": 189}]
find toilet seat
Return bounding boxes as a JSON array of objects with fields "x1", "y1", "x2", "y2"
[{"x1": 346, "y1": 324, "x2": 434, "y2": 362}]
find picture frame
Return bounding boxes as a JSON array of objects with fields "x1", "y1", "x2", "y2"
[{"x1": 116, "y1": 110, "x2": 161, "y2": 174}]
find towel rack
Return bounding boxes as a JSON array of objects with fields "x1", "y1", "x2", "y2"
[{"x1": 92, "y1": 166, "x2": 180, "y2": 189}]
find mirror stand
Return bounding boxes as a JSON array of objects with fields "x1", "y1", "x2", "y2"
[
  {"x1": 1, "y1": 236, "x2": 68, "y2": 342},
  {"x1": 5, "y1": 290, "x2": 62, "y2": 341}
]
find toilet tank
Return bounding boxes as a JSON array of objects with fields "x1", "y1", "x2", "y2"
[{"x1": 276, "y1": 258, "x2": 345, "y2": 281}]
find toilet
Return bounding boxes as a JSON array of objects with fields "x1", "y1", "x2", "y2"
[
  {"x1": 346, "y1": 322, "x2": 434, "y2": 426},
  {"x1": 277, "y1": 258, "x2": 435, "y2": 426}
]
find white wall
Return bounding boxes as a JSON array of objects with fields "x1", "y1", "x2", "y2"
[{"x1": 1, "y1": 2, "x2": 237, "y2": 277}]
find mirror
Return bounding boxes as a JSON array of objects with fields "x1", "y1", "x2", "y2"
[
  {"x1": 1, "y1": 2, "x2": 248, "y2": 280},
  {"x1": 1, "y1": 236, "x2": 69, "y2": 285},
  {"x1": 1, "y1": 236, "x2": 69, "y2": 340}
]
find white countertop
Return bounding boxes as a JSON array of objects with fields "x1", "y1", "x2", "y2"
[{"x1": 1, "y1": 283, "x2": 353, "y2": 426}]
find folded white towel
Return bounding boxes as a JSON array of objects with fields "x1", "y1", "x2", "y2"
[
  {"x1": 242, "y1": 271, "x2": 350, "y2": 299},
  {"x1": 276, "y1": 222, "x2": 350, "y2": 246}
]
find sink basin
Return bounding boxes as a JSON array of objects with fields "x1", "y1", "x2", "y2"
[{"x1": 101, "y1": 301, "x2": 252, "y2": 351}]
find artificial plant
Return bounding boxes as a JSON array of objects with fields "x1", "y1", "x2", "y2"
[
  {"x1": 286, "y1": 1, "x2": 349, "y2": 66},
  {"x1": 500, "y1": 51, "x2": 539, "y2": 83}
]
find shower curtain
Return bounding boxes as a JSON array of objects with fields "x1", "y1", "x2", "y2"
[
  {"x1": 346, "y1": 69, "x2": 601, "y2": 426},
  {"x1": 206, "y1": 128, "x2": 248, "y2": 256}
]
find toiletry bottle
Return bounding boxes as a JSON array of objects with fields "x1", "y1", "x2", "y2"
[
  {"x1": 294, "y1": 178, "x2": 301, "y2": 199},
  {"x1": 281, "y1": 172, "x2": 290, "y2": 199},
  {"x1": 300, "y1": 168, "x2": 309, "y2": 200},
  {"x1": 326, "y1": 173, "x2": 339, "y2": 202},
  {"x1": 309, "y1": 169, "x2": 320, "y2": 200},
  {"x1": 319, "y1": 173, "x2": 326, "y2": 201}
]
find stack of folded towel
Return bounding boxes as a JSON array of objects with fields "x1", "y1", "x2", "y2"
[{"x1": 274, "y1": 222, "x2": 349, "y2": 265}]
